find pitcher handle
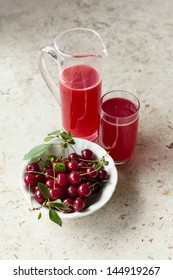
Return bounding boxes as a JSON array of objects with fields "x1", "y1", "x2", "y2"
[{"x1": 38, "y1": 46, "x2": 60, "y2": 105}]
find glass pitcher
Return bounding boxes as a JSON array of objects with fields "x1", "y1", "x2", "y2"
[{"x1": 39, "y1": 28, "x2": 107, "y2": 141}]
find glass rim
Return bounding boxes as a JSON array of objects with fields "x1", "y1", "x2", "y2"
[{"x1": 100, "y1": 90, "x2": 140, "y2": 124}]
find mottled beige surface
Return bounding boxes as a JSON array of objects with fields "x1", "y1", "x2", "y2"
[{"x1": 0, "y1": 0, "x2": 173, "y2": 260}]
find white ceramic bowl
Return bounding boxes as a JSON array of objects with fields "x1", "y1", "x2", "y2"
[{"x1": 20, "y1": 138, "x2": 118, "y2": 219}]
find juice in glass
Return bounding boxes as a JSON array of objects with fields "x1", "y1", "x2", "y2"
[
  {"x1": 99, "y1": 90, "x2": 140, "y2": 164},
  {"x1": 59, "y1": 64, "x2": 101, "y2": 140}
]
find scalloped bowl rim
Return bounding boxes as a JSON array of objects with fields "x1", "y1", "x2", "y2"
[{"x1": 20, "y1": 138, "x2": 118, "y2": 219}]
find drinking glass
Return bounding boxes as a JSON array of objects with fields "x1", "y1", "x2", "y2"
[{"x1": 98, "y1": 90, "x2": 140, "y2": 165}]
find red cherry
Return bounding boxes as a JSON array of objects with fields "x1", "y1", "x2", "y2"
[
  {"x1": 24, "y1": 173, "x2": 37, "y2": 186},
  {"x1": 26, "y1": 162, "x2": 40, "y2": 172},
  {"x1": 68, "y1": 171, "x2": 81, "y2": 185},
  {"x1": 35, "y1": 174, "x2": 45, "y2": 184},
  {"x1": 63, "y1": 198, "x2": 74, "y2": 213},
  {"x1": 81, "y1": 149, "x2": 94, "y2": 160},
  {"x1": 68, "y1": 153, "x2": 79, "y2": 161},
  {"x1": 78, "y1": 161, "x2": 87, "y2": 170},
  {"x1": 44, "y1": 168, "x2": 54, "y2": 180},
  {"x1": 66, "y1": 185, "x2": 78, "y2": 198},
  {"x1": 73, "y1": 197, "x2": 86, "y2": 212},
  {"x1": 49, "y1": 187, "x2": 65, "y2": 200},
  {"x1": 65, "y1": 160, "x2": 78, "y2": 172},
  {"x1": 55, "y1": 173, "x2": 68, "y2": 188},
  {"x1": 89, "y1": 182, "x2": 99, "y2": 194},
  {"x1": 86, "y1": 167, "x2": 98, "y2": 179},
  {"x1": 34, "y1": 190, "x2": 45, "y2": 204},
  {"x1": 45, "y1": 179, "x2": 54, "y2": 189},
  {"x1": 77, "y1": 183, "x2": 91, "y2": 197},
  {"x1": 97, "y1": 169, "x2": 108, "y2": 181}
]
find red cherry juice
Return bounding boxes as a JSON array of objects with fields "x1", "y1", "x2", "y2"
[
  {"x1": 59, "y1": 64, "x2": 101, "y2": 140},
  {"x1": 99, "y1": 97, "x2": 139, "y2": 163}
]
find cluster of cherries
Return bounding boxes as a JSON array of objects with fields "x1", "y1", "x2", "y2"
[{"x1": 23, "y1": 149, "x2": 109, "y2": 213}]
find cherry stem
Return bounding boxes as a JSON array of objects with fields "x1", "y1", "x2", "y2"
[
  {"x1": 52, "y1": 161, "x2": 56, "y2": 189},
  {"x1": 69, "y1": 144, "x2": 76, "y2": 153},
  {"x1": 27, "y1": 170, "x2": 56, "y2": 180}
]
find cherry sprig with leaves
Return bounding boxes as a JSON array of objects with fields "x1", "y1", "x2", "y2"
[
  {"x1": 33, "y1": 183, "x2": 69, "y2": 226},
  {"x1": 23, "y1": 130, "x2": 75, "y2": 161}
]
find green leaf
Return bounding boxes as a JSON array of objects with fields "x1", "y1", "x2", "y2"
[
  {"x1": 44, "y1": 130, "x2": 62, "y2": 142},
  {"x1": 49, "y1": 200, "x2": 69, "y2": 210},
  {"x1": 49, "y1": 208, "x2": 62, "y2": 226},
  {"x1": 103, "y1": 160, "x2": 109, "y2": 166},
  {"x1": 38, "y1": 212, "x2": 42, "y2": 220},
  {"x1": 38, "y1": 183, "x2": 50, "y2": 199},
  {"x1": 44, "y1": 159, "x2": 51, "y2": 168},
  {"x1": 55, "y1": 162, "x2": 65, "y2": 172},
  {"x1": 44, "y1": 136, "x2": 55, "y2": 142},
  {"x1": 47, "y1": 154, "x2": 58, "y2": 159},
  {"x1": 67, "y1": 132, "x2": 72, "y2": 140},
  {"x1": 94, "y1": 163, "x2": 102, "y2": 170},
  {"x1": 63, "y1": 142, "x2": 68, "y2": 148},
  {"x1": 60, "y1": 131, "x2": 68, "y2": 140},
  {"x1": 48, "y1": 130, "x2": 61, "y2": 136},
  {"x1": 23, "y1": 143, "x2": 52, "y2": 160},
  {"x1": 69, "y1": 139, "x2": 75, "y2": 144}
]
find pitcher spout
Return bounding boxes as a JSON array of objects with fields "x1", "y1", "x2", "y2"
[{"x1": 54, "y1": 27, "x2": 108, "y2": 60}]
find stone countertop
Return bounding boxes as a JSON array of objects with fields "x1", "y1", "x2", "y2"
[{"x1": 0, "y1": 0, "x2": 173, "y2": 260}]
